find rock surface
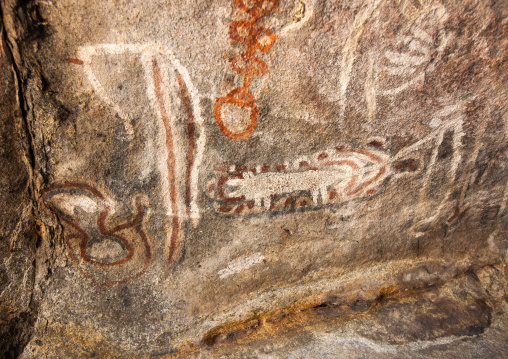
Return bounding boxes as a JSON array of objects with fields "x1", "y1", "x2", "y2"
[{"x1": 0, "y1": 0, "x2": 507, "y2": 357}]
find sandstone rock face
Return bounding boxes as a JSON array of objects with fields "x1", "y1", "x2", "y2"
[{"x1": 0, "y1": 0, "x2": 507, "y2": 357}]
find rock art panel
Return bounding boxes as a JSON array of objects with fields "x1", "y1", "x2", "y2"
[
  {"x1": 71, "y1": 43, "x2": 205, "y2": 268},
  {"x1": 2, "y1": 0, "x2": 507, "y2": 357}
]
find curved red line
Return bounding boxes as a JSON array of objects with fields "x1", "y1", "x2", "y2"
[
  {"x1": 217, "y1": 173, "x2": 246, "y2": 203},
  {"x1": 348, "y1": 167, "x2": 387, "y2": 195},
  {"x1": 63, "y1": 196, "x2": 150, "y2": 288},
  {"x1": 175, "y1": 70, "x2": 195, "y2": 217},
  {"x1": 92, "y1": 209, "x2": 134, "y2": 266},
  {"x1": 42, "y1": 182, "x2": 107, "y2": 202},
  {"x1": 97, "y1": 214, "x2": 152, "y2": 289},
  {"x1": 152, "y1": 59, "x2": 180, "y2": 267},
  {"x1": 106, "y1": 198, "x2": 145, "y2": 233},
  {"x1": 323, "y1": 160, "x2": 360, "y2": 195}
]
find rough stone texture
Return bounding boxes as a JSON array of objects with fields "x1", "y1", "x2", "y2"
[
  {"x1": 0, "y1": 0, "x2": 507, "y2": 357},
  {"x1": 0, "y1": 14, "x2": 37, "y2": 358}
]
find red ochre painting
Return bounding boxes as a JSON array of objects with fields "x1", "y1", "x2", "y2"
[
  {"x1": 42, "y1": 182, "x2": 151, "y2": 288},
  {"x1": 69, "y1": 43, "x2": 206, "y2": 272},
  {"x1": 215, "y1": 0, "x2": 280, "y2": 139}
]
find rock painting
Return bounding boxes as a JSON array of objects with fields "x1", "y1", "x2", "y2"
[
  {"x1": 364, "y1": 4, "x2": 450, "y2": 124},
  {"x1": 312, "y1": 1, "x2": 449, "y2": 125},
  {"x1": 42, "y1": 182, "x2": 150, "y2": 288},
  {"x1": 215, "y1": 0, "x2": 280, "y2": 139},
  {"x1": 206, "y1": 100, "x2": 473, "y2": 220},
  {"x1": 374, "y1": 5, "x2": 449, "y2": 97},
  {"x1": 410, "y1": 105, "x2": 466, "y2": 234},
  {"x1": 375, "y1": 27, "x2": 433, "y2": 96},
  {"x1": 73, "y1": 43, "x2": 205, "y2": 268},
  {"x1": 217, "y1": 252, "x2": 265, "y2": 279},
  {"x1": 337, "y1": 0, "x2": 383, "y2": 122},
  {"x1": 206, "y1": 146, "x2": 396, "y2": 215}
]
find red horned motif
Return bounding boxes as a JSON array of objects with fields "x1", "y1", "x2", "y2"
[{"x1": 42, "y1": 182, "x2": 151, "y2": 288}]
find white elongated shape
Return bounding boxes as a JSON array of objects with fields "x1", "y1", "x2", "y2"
[
  {"x1": 218, "y1": 253, "x2": 265, "y2": 279},
  {"x1": 225, "y1": 168, "x2": 353, "y2": 208},
  {"x1": 77, "y1": 43, "x2": 205, "y2": 223}
]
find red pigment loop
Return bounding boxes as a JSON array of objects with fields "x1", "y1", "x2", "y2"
[{"x1": 215, "y1": 0, "x2": 280, "y2": 139}]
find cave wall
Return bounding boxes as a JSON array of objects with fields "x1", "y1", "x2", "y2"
[{"x1": 0, "y1": 0, "x2": 507, "y2": 357}]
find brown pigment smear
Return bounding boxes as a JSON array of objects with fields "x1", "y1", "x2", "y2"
[
  {"x1": 447, "y1": 205, "x2": 471, "y2": 223},
  {"x1": 152, "y1": 59, "x2": 180, "y2": 266},
  {"x1": 175, "y1": 70, "x2": 196, "y2": 217},
  {"x1": 64, "y1": 57, "x2": 85, "y2": 65}
]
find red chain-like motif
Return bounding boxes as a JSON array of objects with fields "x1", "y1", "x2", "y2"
[{"x1": 215, "y1": 0, "x2": 280, "y2": 139}]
